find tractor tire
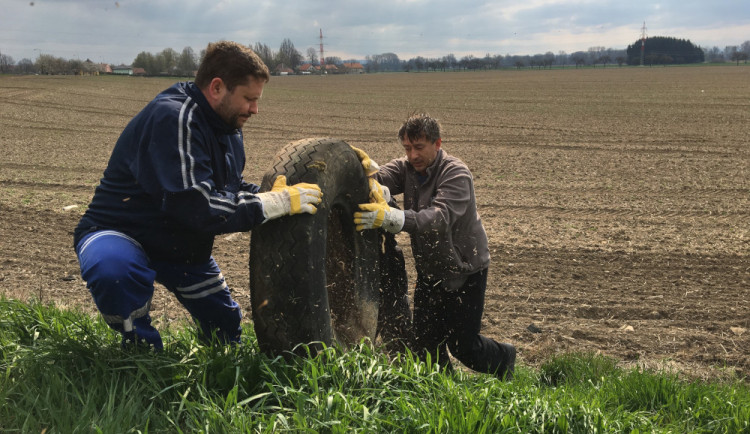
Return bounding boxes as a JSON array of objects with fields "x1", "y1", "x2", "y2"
[
  {"x1": 249, "y1": 138, "x2": 380, "y2": 356},
  {"x1": 375, "y1": 213, "x2": 413, "y2": 353}
]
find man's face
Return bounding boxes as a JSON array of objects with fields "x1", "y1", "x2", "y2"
[
  {"x1": 215, "y1": 77, "x2": 264, "y2": 129},
  {"x1": 402, "y1": 135, "x2": 441, "y2": 175}
]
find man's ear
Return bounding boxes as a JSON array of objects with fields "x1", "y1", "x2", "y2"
[
  {"x1": 434, "y1": 138, "x2": 442, "y2": 149},
  {"x1": 206, "y1": 77, "x2": 226, "y2": 103}
]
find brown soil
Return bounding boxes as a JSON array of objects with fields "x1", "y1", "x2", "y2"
[{"x1": 1, "y1": 67, "x2": 748, "y2": 381}]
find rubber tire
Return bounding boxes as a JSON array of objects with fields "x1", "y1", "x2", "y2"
[
  {"x1": 375, "y1": 199, "x2": 413, "y2": 353},
  {"x1": 249, "y1": 138, "x2": 380, "y2": 357}
]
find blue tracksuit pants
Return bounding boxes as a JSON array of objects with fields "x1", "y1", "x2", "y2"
[{"x1": 76, "y1": 230, "x2": 242, "y2": 350}]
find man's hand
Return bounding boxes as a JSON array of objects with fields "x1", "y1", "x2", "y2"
[
  {"x1": 368, "y1": 178, "x2": 391, "y2": 204},
  {"x1": 257, "y1": 175, "x2": 323, "y2": 221},
  {"x1": 354, "y1": 182, "x2": 403, "y2": 233},
  {"x1": 350, "y1": 145, "x2": 380, "y2": 176}
]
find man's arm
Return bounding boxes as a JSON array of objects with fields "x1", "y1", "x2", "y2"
[
  {"x1": 375, "y1": 159, "x2": 406, "y2": 197},
  {"x1": 240, "y1": 180, "x2": 261, "y2": 193},
  {"x1": 142, "y1": 108, "x2": 318, "y2": 234}
]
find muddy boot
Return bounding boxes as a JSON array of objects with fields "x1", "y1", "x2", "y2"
[
  {"x1": 496, "y1": 343, "x2": 516, "y2": 381},
  {"x1": 119, "y1": 315, "x2": 163, "y2": 352}
]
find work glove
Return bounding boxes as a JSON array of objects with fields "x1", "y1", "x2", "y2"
[
  {"x1": 368, "y1": 178, "x2": 391, "y2": 204},
  {"x1": 350, "y1": 145, "x2": 380, "y2": 176},
  {"x1": 354, "y1": 180, "x2": 404, "y2": 233},
  {"x1": 256, "y1": 175, "x2": 323, "y2": 221}
]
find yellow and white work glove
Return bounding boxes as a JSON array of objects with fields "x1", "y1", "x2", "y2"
[
  {"x1": 367, "y1": 177, "x2": 391, "y2": 204},
  {"x1": 354, "y1": 179, "x2": 404, "y2": 233},
  {"x1": 257, "y1": 175, "x2": 323, "y2": 221},
  {"x1": 350, "y1": 145, "x2": 380, "y2": 176}
]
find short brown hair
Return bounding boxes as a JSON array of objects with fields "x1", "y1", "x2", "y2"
[
  {"x1": 195, "y1": 41, "x2": 270, "y2": 90},
  {"x1": 398, "y1": 112, "x2": 442, "y2": 144}
]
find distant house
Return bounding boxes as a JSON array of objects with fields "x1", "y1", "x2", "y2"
[
  {"x1": 98, "y1": 63, "x2": 113, "y2": 74},
  {"x1": 132, "y1": 67, "x2": 147, "y2": 76},
  {"x1": 274, "y1": 64, "x2": 295, "y2": 76},
  {"x1": 298, "y1": 63, "x2": 316, "y2": 74},
  {"x1": 112, "y1": 65, "x2": 133, "y2": 75},
  {"x1": 342, "y1": 62, "x2": 365, "y2": 74},
  {"x1": 295, "y1": 63, "x2": 340, "y2": 74}
]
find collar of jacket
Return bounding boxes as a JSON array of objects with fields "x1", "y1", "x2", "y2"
[{"x1": 185, "y1": 81, "x2": 240, "y2": 135}]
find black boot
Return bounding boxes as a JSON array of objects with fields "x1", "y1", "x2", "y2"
[{"x1": 496, "y1": 343, "x2": 516, "y2": 381}]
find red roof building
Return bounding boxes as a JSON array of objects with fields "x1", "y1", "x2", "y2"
[{"x1": 342, "y1": 62, "x2": 365, "y2": 74}]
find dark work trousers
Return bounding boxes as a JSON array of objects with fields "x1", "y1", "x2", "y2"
[{"x1": 413, "y1": 268, "x2": 514, "y2": 378}]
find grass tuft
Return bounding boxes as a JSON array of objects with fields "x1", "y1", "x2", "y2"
[{"x1": 1, "y1": 298, "x2": 748, "y2": 432}]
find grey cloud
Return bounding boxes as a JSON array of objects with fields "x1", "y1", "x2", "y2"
[{"x1": 1, "y1": 0, "x2": 748, "y2": 64}]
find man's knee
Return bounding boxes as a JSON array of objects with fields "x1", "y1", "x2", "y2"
[
  {"x1": 84, "y1": 253, "x2": 140, "y2": 289},
  {"x1": 80, "y1": 250, "x2": 156, "y2": 323},
  {"x1": 77, "y1": 231, "x2": 154, "y2": 297}
]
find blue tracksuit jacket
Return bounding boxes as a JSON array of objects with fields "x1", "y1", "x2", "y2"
[{"x1": 74, "y1": 82, "x2": 266, "y2": 263}]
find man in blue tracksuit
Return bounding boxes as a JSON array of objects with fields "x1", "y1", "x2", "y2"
[{"x1": 74, "y1": 41, "x2": 322, "y2": 350}]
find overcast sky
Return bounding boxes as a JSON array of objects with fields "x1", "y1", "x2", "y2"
[{"x1": 2, "y1": 0, "x2": 749, "y2": 64}]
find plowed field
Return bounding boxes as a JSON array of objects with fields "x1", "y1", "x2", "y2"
[{"x1": 1, "y1": 66, "x2": 748, "y2": 380}]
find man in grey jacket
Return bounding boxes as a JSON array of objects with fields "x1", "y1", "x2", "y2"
[{"x1": 354, "y1": 113, "x2": 516, "y2": 380}]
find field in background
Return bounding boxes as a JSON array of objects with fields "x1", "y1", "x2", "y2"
[{"x1": 1, "y1": 66, "x2": 748, "y2": 380}]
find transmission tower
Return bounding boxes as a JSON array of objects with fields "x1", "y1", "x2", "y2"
[
  {"x1": 319, "y1": 28, "x2": 325, "y2": 75},
  {"x1": 640, "y1": 21, "x2": 647, "y2": 66}
]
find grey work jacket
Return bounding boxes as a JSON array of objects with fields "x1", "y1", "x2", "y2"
[{"x1": 377, "y1": 149, "x2": 490, "y2": 288}]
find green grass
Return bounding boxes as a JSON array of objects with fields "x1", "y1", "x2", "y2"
[{"x1": 1, "y1": 299, "x2": 748, "y2": 433}]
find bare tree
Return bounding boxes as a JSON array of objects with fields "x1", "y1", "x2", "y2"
[
  {"x1": 17, "y1": 58, "x2": 34, "y2": 74},
  {"x1": 704, "y1": 46, "x2": 724, "y2": 63},
  {"x1": 543, "y1": 51, "x2": 555, "y2": 69},
  {"x1": 740, "y1": 40, "x2": 750, "y2": 62},
  {"x1": 730, "y1": 50, "x2": 748, "y2": 65},
  {"x1": 724, "y1": 46, "x2": 738, "y2": 63},
  {"x1": 253, "y1": 42, "x2": 276, "y2": 70},
  {"x1": 0, "y1": 52, "x2": 15, "y2": 73},
  {"x1": 570, "y1": 52, "x2": 586, "y2": 68},
  {"x1": 35, "y1": 53, "x2": 65, "y2": 74},
  {"x1": 368, "y1": 52, "x2": 401, "y2": 72},
  {"x1": 324, "y1": 56, "x2": 342, "y2": 66},
  {"x1": 160, "y1": 48, "x2": 178, "y2": 74},
  {"x1": 587, "y1": 46, "x2": 605, "y2": 65},
  {"x1": 176, "y1": 47, "x2": 197, "y2": 77},
  {"x1": 442, "y1": 53, "x2": 457, "y2": 70},
  {"x1": 481, "y1": 54, "x2": 498, "y2": 70},
  {"x1": 364, "y1": 55, "x2": 377, "y2": 72},
  {"x1": 277, "y1": 38, "x2": 302, "y2": 70},
  {"x1": 68, "y1": 58, "x2": 84, "y2": 75},
  {"x1": 306, "y1": 47, "x2": 318, "y2": 65}
]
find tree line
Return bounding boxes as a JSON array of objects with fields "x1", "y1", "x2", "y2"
[
  {"x1": 132, "y1": 46, "x2": 199, "y2": 76},
  {"x1": 1, "y1": 37, "x2": 749, "y2": 75},
  {"x1": 626, "y1": 37, "x2": 704, "y2": 65}
]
